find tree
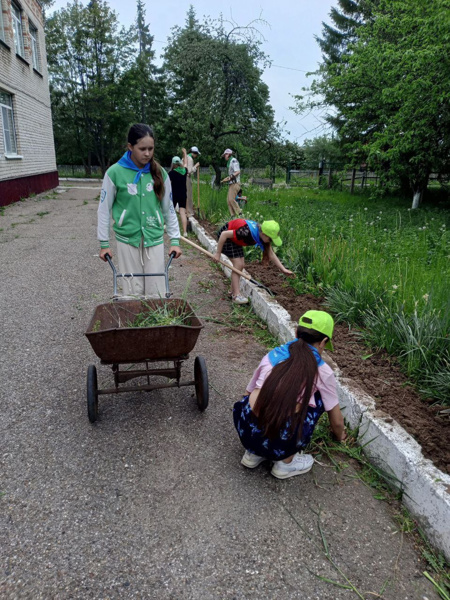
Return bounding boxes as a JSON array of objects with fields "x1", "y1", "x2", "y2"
[
  {"x1": 301, "y1": 135, "x2": 344, "y2": 168},
  {"x1": 296, "y1": 0, "x2": 450, "y2": 207},
  {"x1": 121, "y1": 0, "x2": 167, "y2": 128},
  {"x1": 46, "y1": 0, "x2": 135, "y2": 173},
  {"x1": 316, "y1": 0, "x2": 373, "y2": 64},
  {"x1": 162, "y1": 9, "x2": 276, "y2": 182}
]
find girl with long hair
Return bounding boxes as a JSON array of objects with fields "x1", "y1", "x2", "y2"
[
  {"x1": 213, "y1": 219, "x2": 293, "y2": 304},
  {"x1": 97, "y1": 124, "x2": 182, "y2": 297},
  {"x1": 233, "y1": 310, "x2": 346, "y2": 479}
]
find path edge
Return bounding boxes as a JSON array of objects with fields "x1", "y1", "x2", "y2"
[{"x1": 189, "y1": 217, "x2": 450, "y2": 561}]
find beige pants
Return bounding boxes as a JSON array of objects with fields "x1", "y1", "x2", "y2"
[
  {"x1": 116, "y1": 239, "x2": 166, "y2": 298},
  {"x1": 186, "y1": 175, "x2": 194, "y2": 217},
  {"x1": 227, "y1": 182, "x2": 241, "y2": 216}
]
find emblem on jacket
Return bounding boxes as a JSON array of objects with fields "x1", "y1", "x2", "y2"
[
  {"x1": 127, "y1": 183, "x2": 138, "y2": 195},
  {"x1": 146, "y1": 182, "x2": 154, "y2": 192}
]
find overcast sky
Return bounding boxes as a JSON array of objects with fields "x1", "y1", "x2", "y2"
[{"x1": 48, "y1": 0, "x2": 336, "y2": 143}]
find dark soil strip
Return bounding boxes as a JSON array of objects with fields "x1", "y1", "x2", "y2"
[{"x1": 199, "y1": 219, "x2": 449, "y2": 474}]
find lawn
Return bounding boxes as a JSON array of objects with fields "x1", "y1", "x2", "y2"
[{"x1": 198, "y1": 183, "x2": 450, "y2": 404}]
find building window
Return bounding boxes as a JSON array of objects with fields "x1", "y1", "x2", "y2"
[
  {"x1": 0, "y1": 91, "x2": 18, "y2": 155},
  {"x1": 0, "y1": 1, "x2": 5, "y2": 44},
  {"x1": 11, "y1": 1, "x2": 24, "y2": 57},
  {"x1": 29, "y1": 21, "x2": 40, "y2": 71}
]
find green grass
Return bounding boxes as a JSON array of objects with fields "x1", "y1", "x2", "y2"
[
  {"x1": 127, "y1": 301, "x2": 193, "y2": 328},
  {"x1": 199, "y1": 184, "x2": 450, "y2": 404}
]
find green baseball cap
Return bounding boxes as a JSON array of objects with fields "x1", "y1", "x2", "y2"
[
  {"x1": 261, "y1": 220, "x2": 282, "y2": 246},
  {"x1": 298, "y1": 310, "x2": 334, "y2": 351},
  {"x1": 172, "y1": 156, "x2": 182, "y2": 164}
]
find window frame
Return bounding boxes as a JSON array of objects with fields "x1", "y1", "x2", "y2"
[
  {"x1": 29, "y1": 20, "x2": 40, "y2": 71},
  {"x1": 0, "y1": 0, "x2": 5, "y2": 44},
  {"x1": 11, "y1": 1, "x2": 24, "y2": 57},
  {"x1": 0, "y1": 91, "x2": 19, "y2": 156}
]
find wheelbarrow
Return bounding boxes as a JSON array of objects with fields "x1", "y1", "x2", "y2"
[{"x1": 84, "y1": 253, "x2": 208, "y2": 423}]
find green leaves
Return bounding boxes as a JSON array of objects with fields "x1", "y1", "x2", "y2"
[
  {"x1": 298, "y1": 0, "x2": 450, "y2": 205},
  {"x1": 46, "y1": 0, "x2": 161, "y2": 172},
  {"x1": 161, "y1": 11, "x2": 276, "y2": 167}
]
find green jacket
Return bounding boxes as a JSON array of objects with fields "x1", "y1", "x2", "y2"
[{"x1": 97, "y1": 162, "x2": 180, "y2": 249}]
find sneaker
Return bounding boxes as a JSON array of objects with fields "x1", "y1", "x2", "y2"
[
  {"x1": 241, "y1": 450, "x2": 266, "y2": 469},
  {"x1": 271, "y1": 453, "x2": 314, "y2": 479},
  {"x1": 232, "y1": 294, "x2": 249, "y2": 305}
]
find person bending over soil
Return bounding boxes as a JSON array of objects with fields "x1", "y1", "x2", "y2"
[
  {"x1": 213, "y1": 219, "x2": 293, "y2": 304},
  {"x1": 233, "y1": 310, "x2": 347, "y2": 479}
]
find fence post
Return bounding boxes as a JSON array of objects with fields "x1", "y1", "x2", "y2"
[
  {"x1": 318, "y1": 160, "x2": 324, "y2": 187},
  {"x1": 328, "y1": 167, "x2": 333, "y2": 189},
  {"x1": 350, "y1": 168, "x2": 356, "y2": 193}
]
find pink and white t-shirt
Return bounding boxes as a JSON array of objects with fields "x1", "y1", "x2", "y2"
[{"x1": 246, "y1": 354, "x2": 339, "y2": 411}]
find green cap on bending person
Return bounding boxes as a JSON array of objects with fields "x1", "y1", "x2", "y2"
[
  {"x1": 261, "y1": 220, "x2": 282, "y2": 247},
  {"x1": 298, "y1": 310, "x2": 334, "y2": 351},
  {"x1": 172, "y1": 156, "x2": 182, "y2": 164}
]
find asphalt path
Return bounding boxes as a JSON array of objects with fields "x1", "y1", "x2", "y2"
[{"x1": 0, "y1": 185, "x2": 437, "y2": 599}]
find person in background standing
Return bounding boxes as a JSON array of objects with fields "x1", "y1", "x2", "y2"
[
  {"x1": 186, "y1": 146, "x2": 200, "y2": 219},
  {"x1": 169, "y1": 149, "x2": 188, "y2": 236},
  {"x1": 221, "y1": 149, "x2": 242, "y2": 217}
]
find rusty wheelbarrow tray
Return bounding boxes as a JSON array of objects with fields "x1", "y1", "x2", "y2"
[{"x1": 84, "y1": 256, "x2": 208, "y2": 423}]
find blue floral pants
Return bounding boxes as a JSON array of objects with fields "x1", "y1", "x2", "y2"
[{"x1": 233, "y1": 392, "x2": 325, "y2": 461}]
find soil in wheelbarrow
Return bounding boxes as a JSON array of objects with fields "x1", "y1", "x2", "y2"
[{"x1": 245, "y1": 261, "x2": 450, "y2": 475}]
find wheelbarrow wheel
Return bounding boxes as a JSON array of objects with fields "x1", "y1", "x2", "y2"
[
  {"x1": 194, "y1": 356, "x2": 209, "y2": 411},
  {"x1": 87, "y1": 365, "x2": 99, "y2": 423}
]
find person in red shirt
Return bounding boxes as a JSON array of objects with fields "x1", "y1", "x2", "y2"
[{"x1": 213, "y1": 219, "x2": 293, "y2": 304}]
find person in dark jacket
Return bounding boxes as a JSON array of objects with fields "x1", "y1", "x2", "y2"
[{"x1": 168, "y1": 148, "x2": 188, "y2": 236}]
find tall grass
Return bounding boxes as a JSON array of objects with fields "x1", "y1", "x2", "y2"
[{"x1": 199, "y1": 184, "x2": 450, "y2": 404}]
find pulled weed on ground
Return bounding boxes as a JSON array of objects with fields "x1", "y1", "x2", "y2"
[{"x1": 308, "y1": 416, "x2": 450, "y2": 597}]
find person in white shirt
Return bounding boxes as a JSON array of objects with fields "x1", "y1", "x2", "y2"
[
  {"x1": 186, "y1": 146, "x2": 200, "y2": 218},
  {"x1": 221, "y1": 149, "x2": 242, "y2": 217}
]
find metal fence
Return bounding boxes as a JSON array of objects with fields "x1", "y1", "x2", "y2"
[
  {"x1": 288, "y1": 167, "x2": 379, "y2": 191},
  {"x1": 58, "y1": 165, "x2": 103, "y2": 178},
  {"x1": 58, "y1": 164, "x2": 442, "y2": 193}
]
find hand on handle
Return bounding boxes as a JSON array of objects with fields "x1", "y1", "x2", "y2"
[
  {"x1": 99, "y1": 248, "x2": 112, "y2": 262},
  {"x1": 169, "y1": 246, "x2": 182, "y2": 259}
]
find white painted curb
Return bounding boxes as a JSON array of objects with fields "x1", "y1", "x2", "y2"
[{"x1": 189, "y1": 217, "x2": 450, "y2": 561}]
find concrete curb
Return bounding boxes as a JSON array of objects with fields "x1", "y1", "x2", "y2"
[
  {"x1": 189, "y1": 217, "x2": 450, "y2": 561},
  {"x1": 58, "y1": 177, "x2": 102, "y2": 183}
]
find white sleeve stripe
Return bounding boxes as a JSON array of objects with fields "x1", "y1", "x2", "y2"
[{"x1": 97, "y1": 173, "x2": 116, "y2": 242}]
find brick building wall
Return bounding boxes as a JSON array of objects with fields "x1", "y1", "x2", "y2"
[{"x1": 0, "y1": 0, "x2": 58, "y2": 205}]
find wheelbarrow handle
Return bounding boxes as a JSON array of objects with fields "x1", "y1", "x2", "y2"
[{"x1": 105, "y1": 252, "x2": 175, "y2": 299}]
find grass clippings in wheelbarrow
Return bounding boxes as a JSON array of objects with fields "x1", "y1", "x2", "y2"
[{"x1": 126, "y1": 300, "x2": 193, "y2": 328}]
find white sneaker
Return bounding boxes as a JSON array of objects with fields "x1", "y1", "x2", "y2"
[
  {"x1": 271, "y1": 453, "x2": 314, "y2": 479},
  {"x1": 241, "y1": 450, "x2": 266, "y2": 469},
  {"x1": 232, "y1": 294, "x2": 249, "y2": 305}
]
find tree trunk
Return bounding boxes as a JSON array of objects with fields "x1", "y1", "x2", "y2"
[
  {"x1": 350, "y1": 168, "x2": 356, "y2": 193},
  {"x1": 211, "y1": 162, "x2": 222, "y2": 187},
  {"x1": 411, "y1": 173, "x2": 429, "y2": 209},
  {"x1": 411, "y1": 189, "x2": 422, "y2": 209},
  {"x1": 84, "y1": 155, "x2": 92, "y2": 177}
]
